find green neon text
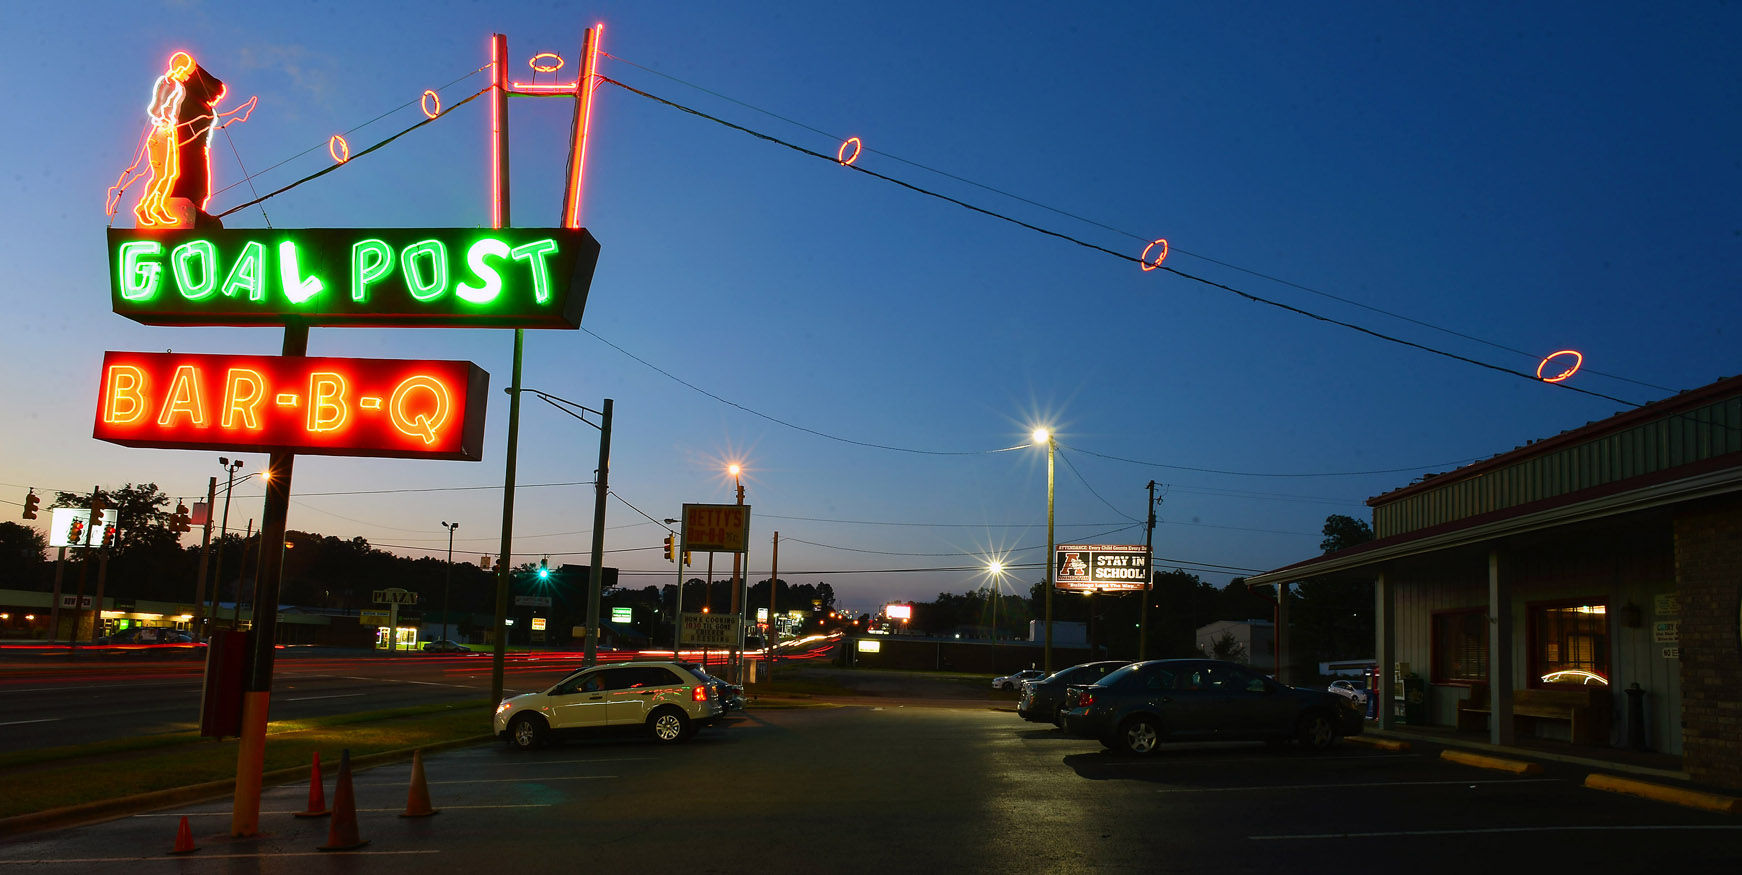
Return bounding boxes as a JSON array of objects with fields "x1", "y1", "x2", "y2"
[{"x1": 117, "y1": 241, "x2": 164, "y2": 301}]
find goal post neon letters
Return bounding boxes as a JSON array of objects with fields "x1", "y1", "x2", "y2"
[{"x1": 107, "y1": 227, "x2": 600, "y2": 328}]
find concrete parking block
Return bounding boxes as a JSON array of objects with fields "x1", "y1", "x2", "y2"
[
  {"x1": 1440, "y1": 749, "x2": 1543, "y2": 775},
  {"x1": 1584, "y1": 773, "x2": 1741, "y2": 814}
]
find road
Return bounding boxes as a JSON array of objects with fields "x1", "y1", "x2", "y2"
[
  {"x1": 1, "y1": 704, "x2": 1737, "y2": 872},
  {"x1": 0, "y1": 649, "x2": 586, "y2": 750}
]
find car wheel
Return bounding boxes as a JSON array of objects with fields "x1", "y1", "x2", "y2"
[
  {"x1": 1116, "y1": 716, "x2": 1161, "y2": 755},
  {"x1": 648, "y1": 707, "x2": 691, "y2": 744},
  {"x1": 1051, "y1": 705, "x2": 1066, "y2": 728},
  {"x1": 507, "y1": 714, "x2": 548, "y2": 752},
  {"x1": 1296, "y1": 711, "x2": 1338, "y2": 752}
]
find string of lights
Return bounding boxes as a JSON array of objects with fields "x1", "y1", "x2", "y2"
[
  {"x1": 598, "y1": 75, "x2": 1648, "y2": 411},
  {"x1": 602, "y1": 54, "x2": 1673, "y2": 395}
]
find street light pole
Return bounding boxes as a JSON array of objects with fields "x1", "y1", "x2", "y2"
[
  {"x1": 441, "y1": 521, "x2": 459, "y2": 644},
  {"x1": 728, "y1": 464, "x2": 745, "y2": 683},
  {"x1": 1034, "y1": 430, "x2": 1056, "y2": 673},
  {"x1": 212, "y1": 458, "x2": 243, "y2": 628}
]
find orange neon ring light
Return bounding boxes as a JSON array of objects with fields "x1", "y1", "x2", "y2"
[
  {"x1": 529, "y1": 52, "x2": 564, "y2": 73},
  {"x1": 837, "y1": 137, "x2": 862, "y2": 166},
  {"x1": 1536, "y1": 350, "x2": 1584, "y2": 383},
  {"x1": 328, "y1": 134, "x2": 350, "y2": 164},
  {"x1": 420, "y1": 89, "x2": 441, "y2": 119},
  {"x1": 1140, "y1": 239, "x2": 1170, "y2": 271}
]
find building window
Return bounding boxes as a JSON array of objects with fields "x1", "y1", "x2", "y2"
[
  {"x1": 1532, "y1": 602, "x2": 1609, "y2": 687},
  {"x1": 1432, "y1": 609, "x2": 1487, "y2": 684}
]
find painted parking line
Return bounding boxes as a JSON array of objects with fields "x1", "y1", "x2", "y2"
[
  {"x1": 279, "y1": 693, "x2": 368, "y2": 702},
  {"x1": 1252, "y1": 824, "x2": 1742, "y2": 840},
  {"x1": 0, "y1": 718, "x2": 57, "y2": 727},
  {"x1": 491, "y1": 757, "x2": 652, "y2": 765},
  {"x1": 356, "y1": 775, "x2": 617, "y2": 786},
  {"x1": 1113, "y1": 753, "x2": 1420, "y2": 766},
  {"x1": 0, "y1": 850, "x2": 441, "y2": 865},
  {"x1": 133, "y1": 804, "x2": 554, "y2": 818},
  {"x1": 1161, "y1": 778, "x2": 1561, "y2": 794}
]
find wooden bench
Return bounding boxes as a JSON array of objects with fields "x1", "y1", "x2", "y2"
[{"x1": 1455, "y1": 683, "x2": 1611, "y2": 745}]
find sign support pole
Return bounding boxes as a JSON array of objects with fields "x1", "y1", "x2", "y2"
[
  {"x1": 488, "y1": 31, "x2": 518, "y2": 709},
  {"x1": 231, "y1": 322, "x2": 304, "y2": 837},
  {"x1": 48, "y1": 547, "x2": 65, "y2": 643},
  {"x1": 1141, "y1": 480, "x2": 1156, "y2": 661}
]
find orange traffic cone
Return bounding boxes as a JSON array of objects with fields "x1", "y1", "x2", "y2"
[
  {"x1": 317, "y1": 749, "x2": 369, "y2": 851},
  {"x1": 295, "y1": 750, "x2": 331, "y2": 818},
  {"x1": 400, "y1": 748, "x2": 439, "y2": 817},
  {"x1": 168, "y1": 815, "x2": 198, "y2": 855}
]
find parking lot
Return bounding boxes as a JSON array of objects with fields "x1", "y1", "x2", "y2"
[{"x1": 2, "y1": 704, "x2": 1737, "y2": 872}]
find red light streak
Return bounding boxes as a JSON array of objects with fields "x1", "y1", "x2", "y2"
[
  {"x1": 421, "y1": 89, "x2": 441, "y2": 119},
  {"x1": 529, "y1": 52, "x2": 564, "y2": 73},
  {"x1": 1537, "y1": 350, "x2": 1584, "y2": 383},
  {"x1": 1140, "y1": 238, "x2": 1169, "y2": 271},
  {"x1": 837, "y1": 137, "x2": 862, "y2": 166},
  {"x1": 328, "y1": 135, "x2": 350, "y2": 164}
]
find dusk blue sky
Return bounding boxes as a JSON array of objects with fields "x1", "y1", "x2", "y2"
[{"x1": 4, "y1": 3, "x2": 1738, "y2": 614}]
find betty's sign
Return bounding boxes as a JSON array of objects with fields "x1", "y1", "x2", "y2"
[{"x1": 108, "y1": 227, "x2": 600, "y2": 328}]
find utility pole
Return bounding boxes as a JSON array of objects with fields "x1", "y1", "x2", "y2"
[
  {"x1": 583, "y1": 399, "x2": 612, "y2": 666},
  {"x1": 1141, "y1": 480, "x2": 1158, "y2": 660},
  {"x1": 488, "y1": 30, "x2": 517, "y2": 711},
  {"x1": 441, "y1": 521, "x2": 458, "y2": 644},
  {"x1": 767, "y1": 531, "x2": 778, "y2": 681}
]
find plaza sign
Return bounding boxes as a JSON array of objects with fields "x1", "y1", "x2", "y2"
[
  {"x1": 1055, "y1": 544, "x2": 1150, "y2": 592},
  {"x1": 108, "y1": 227, "x2": 600, "y2": 328},
  {"x1": 93, "y1": 351, "x2": 489, "y2": 460}
]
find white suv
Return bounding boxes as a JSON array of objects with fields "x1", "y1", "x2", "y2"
[{"x1": 495, "y1": 661, "x2": 726, "y2": 750}]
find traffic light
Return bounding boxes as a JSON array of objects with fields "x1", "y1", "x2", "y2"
[
  {"x1": 171, "y1": 502, "x2": 191, "y2": 533},
  {"x1": 682, "y1": 551, "x2": 691, "y2": 567},
  {"x1": 481, "y1": 554, "x2": 493, "y2": 571},
  {"x1": 22, "y1": 490, "x2": 39, "y2": 520},
  {"x1": 88, "y1": 494, "x2": 108, "y2": 531},
  {"x1": 537, "y1": 558, "x2": 551, "y2": 580},
  {"x1": 66, "y1": 518, "x2": 84, "y2": 545},
  {"x1": 102, "y1": 524, "x2": 117, "y2": 548},
  {"x1": 663, "y1": 535, "x2": 675, "y2": 562}
]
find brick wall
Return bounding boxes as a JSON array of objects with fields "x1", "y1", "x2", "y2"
[{"x1": 1674, "y1": 495, "x2": 1742, "y2": 790}]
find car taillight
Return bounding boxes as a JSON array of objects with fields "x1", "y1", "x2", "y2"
[
  {"x1": 1077, "y1": 692, "x2": 1095, "y2": 708},
  {"x1": 692, "y1": 684, "x2": 709, "y2": 702}
]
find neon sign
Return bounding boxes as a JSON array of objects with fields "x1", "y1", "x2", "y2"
[
  {"x1": 93, "y1": 351, "x2": 489, "y2": 460},
  {"x1": 107, "y1": 227, "x2": 600, "y2": 327},
  {"x1": 1537, "y1": 350, "x2": 1583, "y2": 383},
  {"x1": 106, "y1": 51, "x2": 256, "y2": 229}
]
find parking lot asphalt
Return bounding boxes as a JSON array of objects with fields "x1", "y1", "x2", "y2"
[{"x1": 2, "y1": 702, "x2": 1738, "y2": 873}]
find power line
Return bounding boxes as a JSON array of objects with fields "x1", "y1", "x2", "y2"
[
  {"x1": 603, "y1": 53, "x2": 1673, "y2": 395},
  {"x1": 599, "y1": 75, "x2": 1648, "y2": 411}
]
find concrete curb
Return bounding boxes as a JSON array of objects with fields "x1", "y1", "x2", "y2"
[
  {"x1": 1584, "y1": 773, "x2": 1741, "y2": 814},
  {"x1": 1439, "y1": 749, "x2": 1544, "y2": 775},
  {"x1": 0, "y1": 734, "x2": 494, "y2": 838}
]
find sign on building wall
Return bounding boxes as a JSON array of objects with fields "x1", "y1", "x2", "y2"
[
  {"x1": 93, "y1": 351, "x2": 489, "y2": 460},
  {"x1": 108, "y1": 227, "x2": 600, "y2": 328},
  {"x1": 1055, "y1": 544, "x2": 1150, "y2": 592}
]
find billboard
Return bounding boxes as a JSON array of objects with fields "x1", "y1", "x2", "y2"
[
  {"x1": 93, "y1": 351, "x2": 488, "y2": 460},
  {"x1": 108, "y1": 227, "x2": 600, "y2": 328},
  {"x1": 682, "y1": 503, "x2": 750, "y2": 553},
  {"x1": 1055, "y1": 544, "x2": 1150, "y2": 592}
]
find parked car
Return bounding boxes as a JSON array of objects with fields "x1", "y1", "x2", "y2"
[
  {"x1": 98, "y1": 627, "x2": 191, "y2": 645},
  {"x1": 422, "y1": 639, "x2": 472, "y2": 653},
  {"x1": 494, "y1": 661, "x2": 727, "y2": 751},
  {"x1": 993, "y1": 669, "x2": 1047, "y2": 691},
  {"x1": 1061, "y1": 659, "x2": 1365, "y2": 755},
  {"x1": 1327, "y1": 679, "x2": 1369, "y2": 706},
  {"x1": 1017, "y1": 660, "x2": 1133, "y2": 726},
  {"x1": 682, "y1": 663, "x2": 746, "y2": 712}
]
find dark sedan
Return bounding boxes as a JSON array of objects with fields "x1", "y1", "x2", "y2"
[
  {"x1": 1016, "y1": 660, "x2": 1133, "y2": 726},
  {"x1": 1062, "y1": 659, "x2": 1365, "y2": 754}
]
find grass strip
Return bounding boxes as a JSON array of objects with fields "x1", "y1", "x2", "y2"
[{"x1": 1, "y1": 700, "x2": 492, "y2": 821}]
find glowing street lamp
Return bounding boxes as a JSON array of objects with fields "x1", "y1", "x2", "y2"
[{"x1": 1032, "y1": 428, "x2": 1056, "y2": 672}]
